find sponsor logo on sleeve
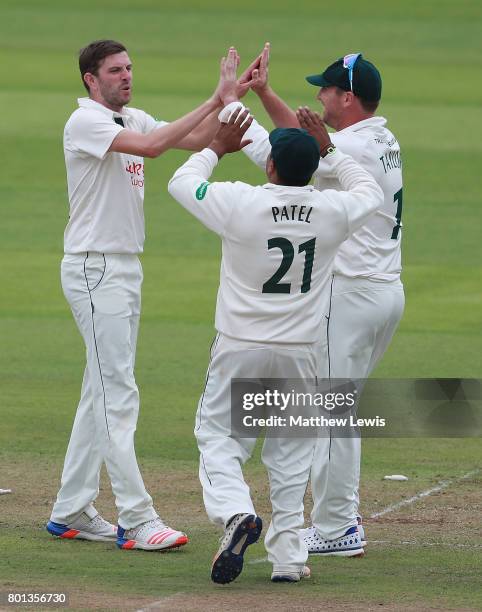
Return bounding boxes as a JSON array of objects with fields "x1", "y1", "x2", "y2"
[{"x1": 195, "y1": 182, "x2": 210, "y2": 200}]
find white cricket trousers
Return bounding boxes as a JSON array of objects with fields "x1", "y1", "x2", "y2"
[
  {"x1": 311, "y1": 275, "x2": 405, "y2": 539},
  {"x1": 50, "y1": 253, "x2": 157, "y2": 529},
  {"x1": 196, "y1": 333, "x2": 320, "y2": 573}
]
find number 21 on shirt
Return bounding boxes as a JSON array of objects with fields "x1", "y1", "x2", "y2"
[{"x1": 262, "y1": 237, "x2": 316, "y2": 294}]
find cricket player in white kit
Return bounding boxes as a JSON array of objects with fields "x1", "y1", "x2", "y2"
[
  {"x1": 47, "y1": 40, "x2": 238, "y2": 550},
  {"x1": 238, "y1": 45, "x2": 404, "y2": 554},
  {"x1": 168, "y1": 99, "x2": 384, "y2": 582}
]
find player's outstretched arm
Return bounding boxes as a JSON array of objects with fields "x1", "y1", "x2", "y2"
[
  {"x1": 247, "y1": 43, "x2": 299, "y2": 129},
  {"x1": 175, "y1": 109, "x2": 222, "y2": 152},
  {"x1": 227, "y1": 44, "x2": 296, "y2": 170},
  {"x1": 108, "y1": 48, "x2": 239, "y2": 157},
  {"x1": 108, "y1": 98, "x2": 219, "y2": 157}
]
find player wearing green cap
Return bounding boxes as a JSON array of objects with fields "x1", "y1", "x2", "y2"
[
  {"x1": 237, "y1": 45, "x2": 404, "y2": 555},
  {"x1": 168, "y1": 73, "x2": 384, "y2": 581}
]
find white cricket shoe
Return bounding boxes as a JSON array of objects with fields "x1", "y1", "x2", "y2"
[
  {"x1": 271, "y1": 566, "x2": 311, "y2": 583},
  {"x1": 211, "y1": 513, "x2": 263, "y2": 584},
  {"x1": 301, "y1": 525, "x2": 364, "y2": 557},
  {"x1": 117, "y1": 517, "x2": 188, "y2": 551},
  {"x1": 299, "y1": 518, "x2": 367, "y2": 548},
  {"x1": 47, "y1": 511, "x2": 117, "y2": 542}
]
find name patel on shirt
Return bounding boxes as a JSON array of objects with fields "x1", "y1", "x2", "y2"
[{"x1": 272, "y1": 204, "x2": 313, "y2": 223}]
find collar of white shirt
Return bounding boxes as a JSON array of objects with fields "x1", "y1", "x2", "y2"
[
  {"x1": 77, "y1": 97, "x2": 130, "y2": 123},
  {"x1": 262, "y1": 183, "x2": 316, "y2": 193},
  {"x1": 337, "y1": 116, "x2": 387, "y2": 135}
]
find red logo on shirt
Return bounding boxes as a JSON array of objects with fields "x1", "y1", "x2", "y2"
[{"x1": 125, "y1": 161, "x2": 144, "y2": 188}]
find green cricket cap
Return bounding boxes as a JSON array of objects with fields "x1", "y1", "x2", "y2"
[
  {"x1": 269, "y1": 128, "x2": 320, "y2": 185},
  {"x1": 306, "y1": 54, "x2": 382, "y2": 102}
]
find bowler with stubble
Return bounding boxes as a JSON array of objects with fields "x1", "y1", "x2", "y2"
[{"x1": 47, "y1": 39, "x2": 237, "y2": 551}]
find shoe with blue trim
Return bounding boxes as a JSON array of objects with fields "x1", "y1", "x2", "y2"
[
  {"x1": 301, "y1": 525, "x2": 364, "y2": 557},
  {"x1": 211, "y1": 513, "x2": 262, "y2": 584},
  {"x1": 47, "y1": 511, "x2": 116, "y2": 542}
]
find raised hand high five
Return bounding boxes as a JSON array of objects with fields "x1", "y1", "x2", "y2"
[
  {"x1": 236, "y1": 42, "x2": 270, "y2": 98},
  {"x1": 208, "y1": 107, "x2": 253, "y2": 159},
  {"x1": 214, "y1": 47, "x2": 240, "y2": 106}
]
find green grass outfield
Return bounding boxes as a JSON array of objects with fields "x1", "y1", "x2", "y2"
[{"x1": 1, "y1": 0, "x2": 481, "y2": 610}]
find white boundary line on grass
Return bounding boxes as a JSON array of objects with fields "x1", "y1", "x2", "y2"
[
  {"x1": 136, "y1": 593, "x2": 184, "y2": 611},
  {"x1": 247, "y1": 467, "x2": 480, "y2": 565},
  {"x1": 369, "y1": 468, "x2": 480, "y2": 519},
  {"x1": 248, "y1": 556, "x2": 269, "y2": 564},
  {"x1": 368, "y1": 540, "x2": 482, "y2": 548}
]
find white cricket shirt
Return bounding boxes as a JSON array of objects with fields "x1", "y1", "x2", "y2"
[
  {"x1": 168, "y1": 148, "x2": 383, "y2": 343},
  {"x1": 244, "y1": 116, "x2": 403, "y2": 281},
  {"x1": 63, "y1": 97, "x2": 167, "y2": 254}
]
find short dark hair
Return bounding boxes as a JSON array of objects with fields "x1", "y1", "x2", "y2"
[
  {"x1": 359, "y1": 97, "x2": 379, "y2": 113},
  {"x1": 334, "y1": 86, "x2": 379, "y2": 115},
  {"x1": 79, "y1": 39, "x2": 127, "y2": 92},
  {"x1": 274, "y1": 164, "x2": 311, "y2": 187}
]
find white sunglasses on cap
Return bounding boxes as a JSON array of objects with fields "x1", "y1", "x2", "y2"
[{"x1": 343, "y1": 53, "x2": 361, "y2": 92}]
